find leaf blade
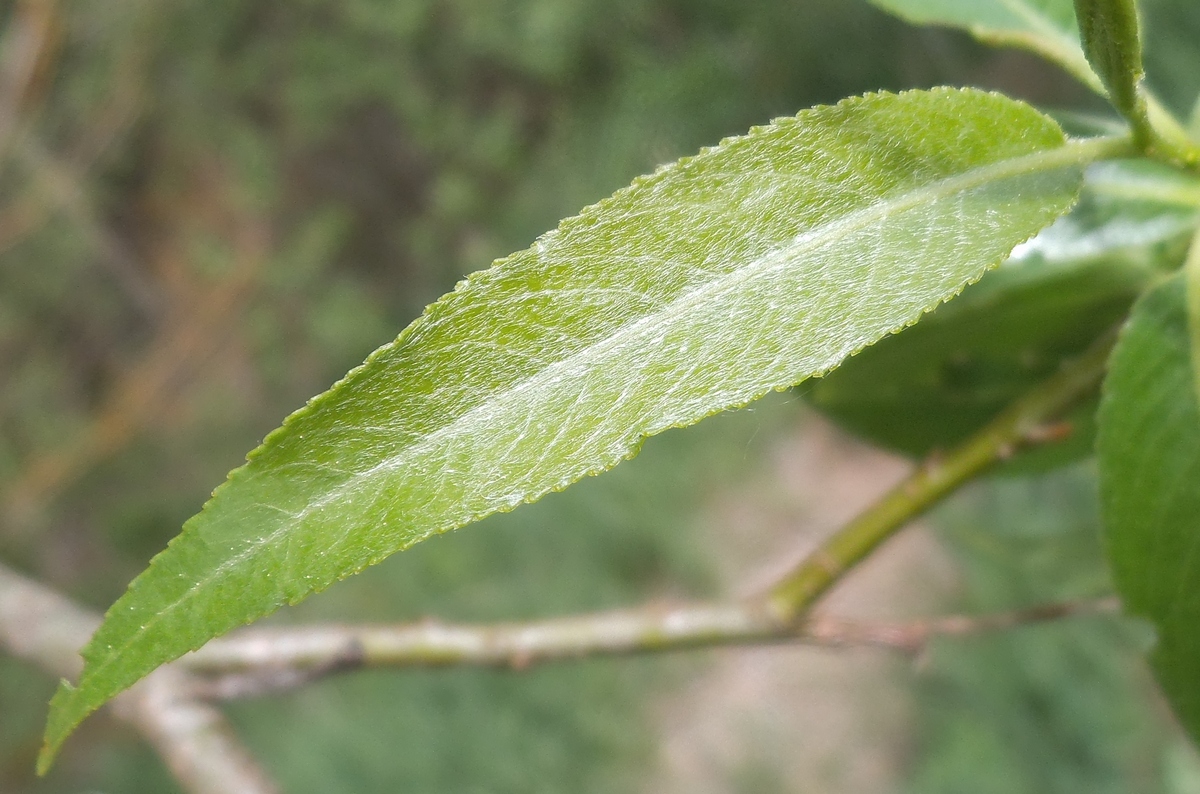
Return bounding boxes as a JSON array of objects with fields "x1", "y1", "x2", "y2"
[
  {"x1": 1074, "y1": 0, "x2": 1149, "y2": 137},
  {"x1": 869, "y1": 0, "x2": 1104, "y2": 93},
  {"x1": 42, "y1": 88, "x2": 1093, "y2": 768},
  {"x1": 1098, "y1": 271, "x2": 1200, "y2": 740}
]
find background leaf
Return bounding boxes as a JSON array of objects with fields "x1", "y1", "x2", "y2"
[
  {"x1": 1098, "y1": 272, "x2": 1200, "y2": 741},
  {"x1": 871, "y1": 0, "x2": 1199, "y2": 165},
  {"x1": 41, "y1": 87, "x2": 1090, "y2": 767},
  {"x1": 808, "y1": 159, "x2": 1198, "y2": 469},
  {"x1": 868, "y1": 0, "x2": 1104, "y2": 93}
]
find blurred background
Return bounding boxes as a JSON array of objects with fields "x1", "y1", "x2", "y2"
[{"x1": 1, "y1": 0, "x2": 1199, "y2": 791}]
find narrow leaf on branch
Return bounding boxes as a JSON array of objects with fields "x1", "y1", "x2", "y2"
[
  {"x1": 41, "y1": 88, "x2": 1111, "y2": 770},
  {"x1": 1099, "y1": 273, "x2": 1200, "y2": 741},
  {"x1": 869, "y1": 0, "x2": 1103, "y2": 93},
  {"x1": 1073, "y1": 0, "x2": 1150, "y2": 140}
]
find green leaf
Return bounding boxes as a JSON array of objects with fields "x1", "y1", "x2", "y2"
[
  {"x1": 40, "y1": 88, "x2": 1100, "y2": 769},
  {"x1": 1073, "y1": 0, "x2": 1149, "y2": 137},
  {"x1": 872, "y1": 0, "x2": 1200, "y2": 167},
  {"x1": 808, "y1": 160, "x2": 1196, "y2": 467},
  {"x1": 1098, "y1": 272, "x2": 1200, "y2": 742},
  {"x1": 868, "y1": 0, "x2": 1105, "y2": 93}
]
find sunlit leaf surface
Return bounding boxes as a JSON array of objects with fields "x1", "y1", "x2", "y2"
[{"x1": 42, "y1": 88, "x2": 1087, "y2": 767}]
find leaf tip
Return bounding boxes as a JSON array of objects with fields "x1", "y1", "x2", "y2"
[{"x1": 38, "y1": 679, "x2": 84, "y2": 775}]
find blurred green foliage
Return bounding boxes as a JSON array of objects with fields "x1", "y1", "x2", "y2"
[
  {"x1": 907, "y1": 466, "x2": 1200, "y2": 794},
  {"x1": 1, "y1": 0, "x2": 1198, "y2": 791}
]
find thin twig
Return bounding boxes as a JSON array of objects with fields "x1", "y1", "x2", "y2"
[
  {"x1": 116, "y1": 669, "x2": 282, "y2": 794},
  {"x1": 185, "y1": 602, "x2": 782, "y2": 684},
  {"x1": 0, "y1": 0, "x2": 61, "y2": 167},
  {"x1": 0, "y1": 558, "x2": 99, "y2": 679},
  {"x1": 183, "y1": 597, "x2": 1120, "y2": 700},
  {"x1": 0, "y1": 18, "x2": 147, "y2": 258},
  {"x1": 799, "y1": 597, "x2": 1121, "y2": 655},
  {"x1": 0, "y1": 561, "x2": 281, "y2": 794},
  {"x1": 765, "y1": 329, "x2": 1119, "y2": 620}
]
